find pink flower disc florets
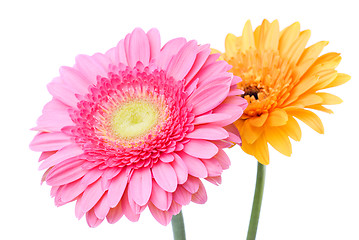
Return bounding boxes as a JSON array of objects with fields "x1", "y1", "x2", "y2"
[
  {"x1": 30, "y1": 28, "x2": 247, "y2": 227},
  {"x1": 70, "y1": 64, "x2": 191, "y2": 169}
]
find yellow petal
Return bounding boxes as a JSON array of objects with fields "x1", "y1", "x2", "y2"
[
  {"x1": 279, "y1": 22, "x2": 300, "y2": 57},
  {"x1": 282, "y1": 116, "x2": 302, "y2": 141},
  {"x1": 265, "y1": 126, "x2": 292, "y2": 156},
  {"x1": 285, "y1": 30, "x2": 311, "y2": 65},
  {"x1": 240, "y1": 20, "x2": 256, "y2": 52},
  {"x1": 241, "y1": 119, "x2": 264, "y2": 144},
  {"x1": 285, "y1": 107, "x2": 324, "y2": 134},
  {"x1": 306, "y1": 53, "x2": 341, "y2": 75},
  {"x1": 312, "y1": 70, "x2": 337, "y2": 91},
  {"x1": 253, "y1": 25, "x2": 261, "y2": 49},
  {"x1": 283, "y1": 75, "x2": 318, "y2": 106},
  {"x1": 225, "y1": 33, "x2": 238, "y2": 58},
  {"x1": 263, "y1": 20, "x2": 280, "y2": 51},
  {"x1": 267, "y1": 109, "x2": 289, "y2": 126},
  {"x1": 307, "y1": 104, "x2": 334, "y2": 114},
  {"x1": 324, "y1": 73, "x2": 351, "y2": 89},
  {"x1": 254, "y1": 135, "x2": 270, "y2": 165},
  {"x1": 316, "y1": 92, "x2": 343, "y2": 105},
  {"x1": 241, "y1": 137, "x2": 255, "y2": 156},
  {"x1": 258, "y1": 19, "x2": 270, "y2": 51},
  {"x1": 292, "y1": 93, "x2": 323, "y2": 107},
  {"x1": 248, "y1": 112, "x2": 268, "y2": 127},
  {"x1": 295, "y1": 41, "x2": 329, "y2": 78}
]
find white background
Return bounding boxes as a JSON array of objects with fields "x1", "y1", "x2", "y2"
[{"x1": 0, "y1": 0, "x2": 358, "y2": 239}]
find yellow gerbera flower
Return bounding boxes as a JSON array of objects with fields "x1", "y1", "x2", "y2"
[{"x1": 216, "y1": 20, "x2": 350, "y2": 165}]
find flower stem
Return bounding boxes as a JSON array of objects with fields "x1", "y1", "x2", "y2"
[
  {"x1": 247, "y1": 162, "x2": 266, "y2": 240},
  {"x1": 171, "y1": 210, "x2": 186, "y2": 240}
]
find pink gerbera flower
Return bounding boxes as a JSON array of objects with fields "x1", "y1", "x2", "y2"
[{"x1": 30, "y1": 28, "x2": 247, "y2": 227}]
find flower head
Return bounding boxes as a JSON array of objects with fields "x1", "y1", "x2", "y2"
[
  {"x1": 216, "y1": 20, "x2": 350, "y2": 165},
  {"x1": 30, "y1": 28, "x2": 247, "y2": 227}
]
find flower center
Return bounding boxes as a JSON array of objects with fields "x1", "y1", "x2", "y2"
[
  {"x1": 225, "y1": 49, "x2": 293, "y2": 117},
  {"x1": 111, "y1": 100, "x2": 159, "y2": 139}
]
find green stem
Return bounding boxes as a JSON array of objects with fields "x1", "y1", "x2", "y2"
[
  {"x1": 171, "y1": 210, "x2": 186, "y2": 240},
  {"x1": 247, "y1": 162, "x2": 266, "y2": 240}
]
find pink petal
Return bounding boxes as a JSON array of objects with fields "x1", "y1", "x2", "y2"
[
  {"x1": 183, "y1": 139, "x2": 218, "y2": 159},
  {"x1": 191, "y1": 180, "x2": 207, "y2": 204},
  {"x1": 39, "y1": 151, "x2": 56, "y2": 162},
  {"x1": 168, "y1": 201, "x2": 182, "y2": 215},
  {"x1": 156, "y1": 38, "x2": 187, "y2": 70},
  {"x1": 39, "y1": 144, "x2": 83, "y2": 170},
  {"x1": 74, "y1": 54, "x2": 108, "y2": 84},
  {"x1": 170, "y1": 153, "x2": 188, "y2": 184},
  {"x1": 128, "y1": 167, "x2": 152, "y2": 206},
  {"x1": 160, "y1": 153, "x2": 174, "y2": 163},
  {"x1": 86, "y1": 208, "x2": 104, "y2": 228},
  {"x1": 117, "y1": 39, "x2": 128, "y2": 65},
  {"x1": 47, "y1": 78, "x2": 78, "y2": 108},
  {"x1": 202, "y1": 158, "x2": 223, "y2": 177},
  {"x1": 146, "y1": 28, "x2": 161, "y2": 60},
  {"x1": 184, "y1": 45, "x2": 211, "y2": 84},
  {"x1": 106, "y1": 201, "x2": 124, "y2": 224},
  {"x1": 213, "y1": 104, "x2": 244, "y2": 126},
  {"x1": 182, "y1": 175, "x2": 200, "y2": 194},
  {"x1": 193, "y1": 113, "x2": 232, "y2": 125},
  {"x1": 94, "y1": 192, "x2": 110, "y2": 220},
  {"x1": 75, "y1": 195, "x2": 85, "y2": 219},
  {"x1": 152, "y1": 161, "x2": 177, "y2": 192},
  {"x1": 214, "y1": 149, "x2": 231, "y2": 170},
  {"x1": 177, "y1": 152, "x2": 207, "y2": 178},
  {"x1": 148, "y1": 203, "x2": 172, "y2": 226},
  {"x1": 205, "y1": 176, "x2": 222, "y2": 186},
  {"x1": 173, "y1": 186, "x2": 192, "y2": 206},
  {"x1": 107, "y1": 168, "x2": 130, "y2": 208},
  {"x1": 80, "y1": 179, "x2": 106, "y2": 213},
  {"x1": 34, "y1": 111, "x2": 74, "y2": 132},
  {"x1": 122, "y1": 189, "x2": 140, "y2": 222},
  {"x1": 128, "y1": 28, "x2": 150, "y2": 67},
  {"x1": 187, "y1": 83, "x2": 230, "y2": 116},
  {"x1": 46, "y1": 158, "x2": 87, "y2": 186},
  {"x1": 186, "y1": 125, "x2": 229, "y2": 140},
  {"x1": 30, "y1": 132, "x2": 72, "y2": 152},
  {"x1": 150, "y1": 180, "x2": 172, "y2": 211},
  {"x1": 58, "y1": 179, "x2": 87, "y2": 203},
  {"x1": 166, "y1": 40, "x2": 197, "y2": 81},
  {"x1": 185, "y1": 77, "x2": 199, "y2": 96},
  {"x1": 59, "y1": 66, "x2": 90, "y2": 95},
  {"x1": 195, "y1": 61, "x2": 231, "y2": 87}
]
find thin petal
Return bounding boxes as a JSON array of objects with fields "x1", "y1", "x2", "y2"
[
  {"x1": 146, "y1": 28, "x2": 161, "y2": 60},
  {"x1": 107, "y1": 168, "x2": 130, "y2": 208},
  {"x1": 177, "y1": 152, "x2": 208, "y2": 178},
  {"x1": 170, "y1": 153, "x2": 188, "y2": 184},
  {"x1": 191, "y1": 181, "x2": 207, "y2": 204},
  {"x1": 186, "y1": 125, "x2": 229, "y2": 140},
  {"x1": 148, "y1": 203, "x2": 172, "y2": 226},
  {"x1": 152, "y1": 162, "x2": 178, "y2": 193},
  {"x1": 39, "y1": 144, "x2": 83, "y2": 170},
  {"x1": 166, "y1": 40, "x2": 197, "y2": 81},
  {"x1": 128, "y1": 28, "x2": 150, "y2": 67},
  {"x1": 128, "y1": 167, "x2": 152, "y2": 206},
  {"x1": 150, "y1": 180, "x2": 172, "y2": 211},
  {"x1": 183, "y1": 139, "x2": 218, "y2": 159}
]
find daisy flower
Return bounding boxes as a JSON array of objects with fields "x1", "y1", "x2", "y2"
[
  {"x1": 217, "y1": 20, "x2": 350, "y2": 165},
  {"x1": 216, "y1": 20, "x2": 350, "y2": 240},
  {"x1": 30, "y1": 28, "x2": 247, "y2": 228}
]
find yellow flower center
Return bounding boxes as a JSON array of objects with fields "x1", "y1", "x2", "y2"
[
  {"x1": 111, "y1": 100, "x2": 159, "y2": 139},
  {"x1": 226, "y1": 49, "x2": 292, "y2": 118}
]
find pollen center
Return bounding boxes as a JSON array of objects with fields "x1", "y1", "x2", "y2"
[{"x1": 111, "y1": 100, "x2": 159, "y2": 139}]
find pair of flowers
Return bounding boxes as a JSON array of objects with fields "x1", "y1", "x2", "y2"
[{"x1": 30, "y1": 20, "x2": 349, "y2": 230}]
